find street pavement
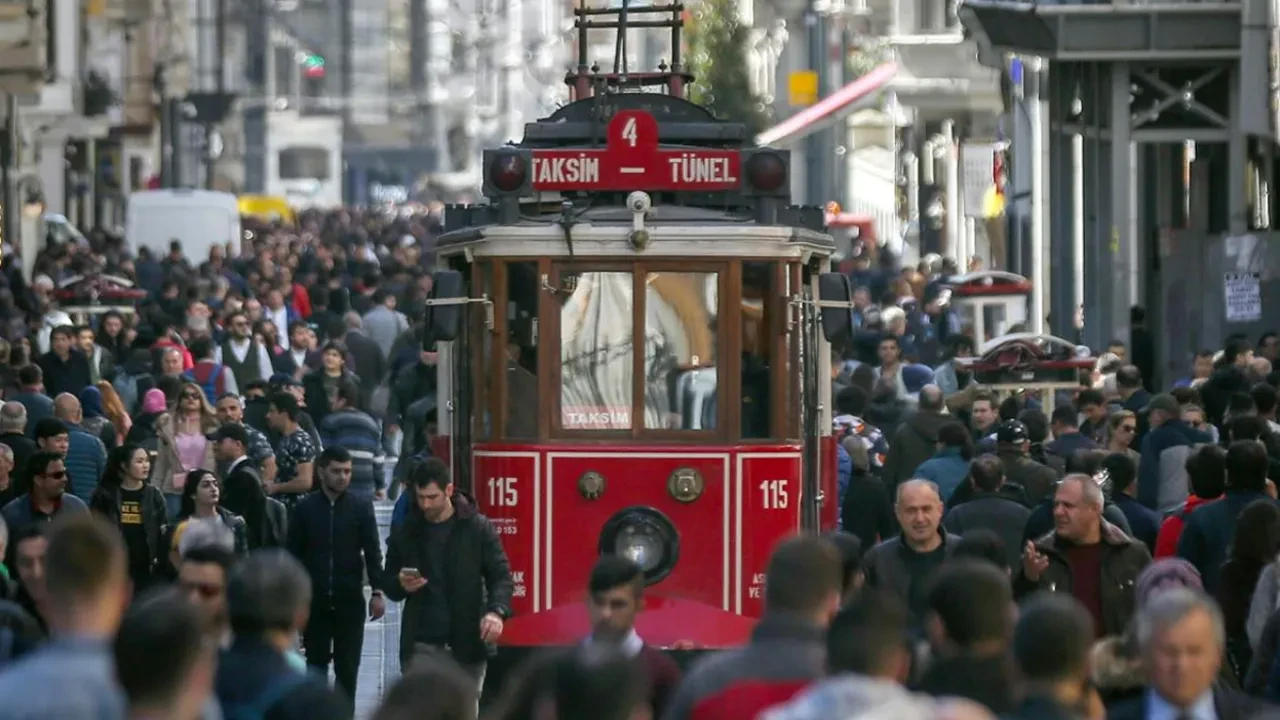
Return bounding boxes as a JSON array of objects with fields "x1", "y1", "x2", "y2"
[{"x1": 339, "y1": 499, "x2": 400, "y2": 719}]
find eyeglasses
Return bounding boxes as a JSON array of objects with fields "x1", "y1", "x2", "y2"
[
  {"x1": 42, "y1": 470, "x2": 66, "y2": 479},
  {"x1": 182, "y1": 393, "x2": 201, "y2": 401}
]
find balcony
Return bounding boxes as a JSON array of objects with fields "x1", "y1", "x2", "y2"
[{"x1": 959, "y1": 0, "x2": 1243, "y2": 60}]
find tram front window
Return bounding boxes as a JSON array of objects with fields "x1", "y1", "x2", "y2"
[
  {"x1": 560, "y1": 271, "x2": 634, "y2": 430},
  {"x1": 741, "y1": 262, "x2": 774, "y2": 439},
  {"x1": 644, "y1": 272, "x2": 718, "y2": 430},
  {"x1": 505, "y1": 261, "x2": 539, "y2": 438}
]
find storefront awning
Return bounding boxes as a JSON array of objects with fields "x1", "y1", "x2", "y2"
[{"x1": 756, "y1": 62, "x2": 899, "y2": 147}]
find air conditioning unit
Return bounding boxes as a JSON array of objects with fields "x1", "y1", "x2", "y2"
[{"x1": 0, "y1": 0, "x2": 45, "y2": 95}]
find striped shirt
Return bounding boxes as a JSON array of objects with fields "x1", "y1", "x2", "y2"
[{"x1": 319, "y1": 409, "x2": 385, "y2": 500}]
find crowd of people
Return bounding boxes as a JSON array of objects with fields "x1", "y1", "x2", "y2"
[{"x1": 0, "y1": 215, "x2": 1280, "y2": 720}]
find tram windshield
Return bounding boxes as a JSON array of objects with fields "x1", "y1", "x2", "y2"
[{"x1": 467, "y1": 259, "x2": 796, "y2": 443}]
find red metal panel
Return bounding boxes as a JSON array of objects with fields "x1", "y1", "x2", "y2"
[
  {"x1": 820, "y1": 436, "x2": 838, "y2": 531},
  {"x1": 545, "y1": 451, "x2": 731, "y2": 612},
  {"x1": 735, "y1": 452, "x2": 803, "y2": 617},
  {"x1": 473, "y1": 451, "x2": 541, "y2": 617}
]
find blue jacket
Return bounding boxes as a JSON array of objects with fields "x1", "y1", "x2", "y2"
[
  {"x1": 912, "y1": 447, "x2": 971, "y2": 502},
  {"x1": 1178, "y1": 489, "x2": 1275, "y2": 594},
  {"x1": 317, "y1": 409, "x2": 385, "y2": 500},
  {"x1": 0, "y1": 636, "x2": 123, "y2": 719},
  {"x1": 64, "y1": 425, "x2": 107, "y2": 502},
  {"x1": 1113, "y1": 494, "x2": 1162, "y2": 554},
  {"x1": 1138, "y1": 419, "x2": 1212, "y2": 512}
]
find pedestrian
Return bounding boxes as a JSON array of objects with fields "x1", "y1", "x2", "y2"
[
  {"x1": 990, "y1": 419, "x2": 1055, "y2": 506},
  {"x1": 882, "y1": 385, "x2": 950, "y2": 496},
  {"x1": 1137, "y1": 393, "x2": 1212, "y2": 513},
  {"x1": 1179, "y1": 440, "x2": 1274, "y2": 593},
  {"x1": 911, "y1": 421, "x2": 973, "y2": 502},
  {"x1": 113, "y1": 588, "x2": 217, "y2": 720},
  {"x1": 1104, "y1": 452, "x2": 1161, "y2": 554},
  {"x1": 216, "y1": 424, "x2": 288, "y2": 550},
  {"x1": 942, "y1": 454, "x2": 1030, "y2": 570},
  {"x1": 287, "y1": 446, "x2": 385, "y2": 707},
  {"x1": 1109, "y1": 589, "x2": 1271, "y2": 718},
  {"x1": 1215, "y1": 499, "x2": 1280, "y2": 679},
  {"x1": 383, "y1": 457, "x2": 512, "y2": 694},
  {"x1": 582, "y1": 555, "x2": 682, "y2": 717},
  {"x1": 1046, "y1": 405, "x2": 1100, "y2": 462},
  {"x1": 1016, "y1": 474, "x2": 1151, "y2": 639},
  {"x1": 213, "y1": 393, "x2": 277, "y2": 484},
  {"x1": 863, "y1": 479, "x2": 960, "y2": 628},
  {"x1": 663, "y1": 535, "x2": 841, "y2": 720},
  {"x1": 913, "y1": 560, "x2": 1017, "y2": 713},
  {"x1": 214, "y1": 550, "x2": 348, "y2": 719},
  {"x1": 1005, "y1": 594, "x2": 1101, "y2": 720},
  {"x1": 0, "y1": 451, "x2": 88, "y2": 552},
  {"x1": 372, "y1": 662, "x2": 478, "y2": 720},
  {"x1": 0, "y1": 514, "x2": 131, "y2": 718},
  {"x1": 317, "y1": 380, "x2": 385, "y2": 502},
  {"x1": 1155, "y1": 444, "x2": 1226, "y2": 558},
  {"x1": 89, "y1": 444, "x2": 167, "y2": 591},
  {"x1": 265, "y1": 391, "x2": 318, "y2": 507},
  {"x1": 169, "y1": 468, "x2": 249, "y2": 560},
  {"x1": 176, "y1": 542, "x2": 235, "y2": 647}
]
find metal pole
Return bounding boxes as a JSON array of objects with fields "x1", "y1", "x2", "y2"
[
  {"x1": 943, "y1": 118, "x2": 960, "y2": 263},
  {"x1": 804, "y1": 6, "x2": 825, "y2": 206},
  {"x1": 2, "y1": 94, "x2": 15, "y2": 252},
  {"x1": 157, "y1": 67, "x2": 171, "y2": 187},
  {"x1": 207, "y1": 0, "x2": 225, "y2": 189},
  {"x1": 1028, "y1": 57, "x2": 1046, "y2": 334},
  {"x1": 169, "y1": 99, "x2": 184, "y2": 187}
]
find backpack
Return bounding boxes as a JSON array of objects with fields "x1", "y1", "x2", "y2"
[
  {"x1": 221, "y1": 671, "x2": 309, "y2": 720},
  {"x1": 184, "y1": 363, "x2": 224, "y2": 404}
]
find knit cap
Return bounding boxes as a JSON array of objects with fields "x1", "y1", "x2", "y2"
[{"x1": 1135, "y1": 557, "x2": 1203, "y2": 608}]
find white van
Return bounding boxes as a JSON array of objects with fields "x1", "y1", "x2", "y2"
[{"x1": 126, "y1": 189, "x2": 241, "y2": 261}]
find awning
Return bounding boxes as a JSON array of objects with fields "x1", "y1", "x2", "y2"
[{"x1": 756, "y1": 62, "x2": 899, "y2": 147}]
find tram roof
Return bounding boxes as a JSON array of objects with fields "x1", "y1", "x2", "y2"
[{"x1": 435, "y1": 204, "x2": 836, "y2": 259}]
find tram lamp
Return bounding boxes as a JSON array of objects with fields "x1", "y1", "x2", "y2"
[
  {"x1": 817, "y1": 272, "x2": 855, "y2": 343},
  {"x1": 485, "y1": 150, "x2": 531, "y2": 197},
  {"x1": 599, "y1": 507, "x2": 680, "y2": 586},
  {"x1": 424, "y1": 269, "x2": 466, "y2": 344},
  {"x1": 740, "y1": 150, "x2": 790, "y2": 197}
]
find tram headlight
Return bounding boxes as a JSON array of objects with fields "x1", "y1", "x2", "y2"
[
  {"x1": 487, "y1": 151, "x2": 528, "y2": 193},
  {"x1": 667, "y1": 467, "x2": 704, "y2": 503},
  {"x1": 744, "y1": 151, "x2": 788, "y2": 194},
  {"x1": 599, "y1": 507, "x2": 680, "y2": 585}
]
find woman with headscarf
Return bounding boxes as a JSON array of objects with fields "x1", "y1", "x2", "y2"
[
  {"x1": 125, "y1": 387, "x2": 168, "y2": 448},
  {"x1": 76, "y1": 385, "x2": 117, "y2": 450}
]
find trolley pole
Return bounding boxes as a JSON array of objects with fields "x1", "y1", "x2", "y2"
[{"x1": 1027, "y1": 56, "x2": 1046, "y2": 334}]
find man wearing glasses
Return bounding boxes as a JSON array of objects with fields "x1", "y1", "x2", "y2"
[
  {"x1": 0, "y1": 450, "x2": 87, "y2": 547},
  {"x1": 214, "y1": 310, "x2": 275, "y2": 390}
]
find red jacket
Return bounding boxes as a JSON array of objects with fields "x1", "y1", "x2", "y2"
[
  {"x1": 663, "y1": 615, "x2": 825, "y2": 720},
  {"x1": 1155, "y1": 494, "x2": 1220, "y2": 558}
]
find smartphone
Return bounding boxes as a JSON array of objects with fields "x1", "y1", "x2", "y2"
[{"x1": 402, "y1": 567, "x2": 422, "y2": 579}]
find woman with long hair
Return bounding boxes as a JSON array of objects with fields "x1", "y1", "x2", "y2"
[
  {"x1": 1219, "y1": 499, "x2": 1280, "y2": 679},
  {"x1": 168, "y1": 469, "x2": 247, "y2": 566},
  {"x1": 1104, "y1": 411, "x2": 1141, "y2": 470},
  {"x1": 89, "y1": 444, "x2": 168, "y2": 590},
  {"x1": 152, "y1": 381, "x2": 219, "y2": 518},
  {"x1": 96, "y1": 380, "x2": 132, "y2": 439},
  {"x1": 220, "y1": 463, "x2": 287, "y2": 549}
]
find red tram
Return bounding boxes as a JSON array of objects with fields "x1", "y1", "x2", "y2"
[{"x1": 419, "y1": 1, "x2": 854, "y2": 662}]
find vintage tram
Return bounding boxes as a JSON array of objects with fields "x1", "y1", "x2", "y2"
[{"x1": 419, "y1": 1, "x2": 855, "y2": 665}]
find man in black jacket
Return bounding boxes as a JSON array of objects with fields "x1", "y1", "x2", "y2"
[
  {"x1": 943, "y1": 454, "x2": 1032, "y2": 570},
  {"x1": 286, "y1": 447, "x2": 385, "y2": 708},
  {"x1": 383, "y1": 457, "x2": 513, "y2": 694}
]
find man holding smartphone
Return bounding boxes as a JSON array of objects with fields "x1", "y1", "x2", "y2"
[{"x1": 383, "y1": 457, "x2": 513, "y2": 695}]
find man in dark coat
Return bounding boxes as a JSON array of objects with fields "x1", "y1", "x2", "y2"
[
  {"x1": 382, "y1": 458, "x2": 512, "y2": 691},
  {"x1": 881, "y1": 385, "x2": 951, "y2": 497}
]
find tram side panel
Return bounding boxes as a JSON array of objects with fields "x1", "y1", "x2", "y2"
[{"x1": 471, "y1": 445, "x2": 804, "y2": 648}]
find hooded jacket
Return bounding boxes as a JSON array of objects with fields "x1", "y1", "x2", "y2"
[{"x1": 882, "y1": 410, "x2": 952, "y2": 495}]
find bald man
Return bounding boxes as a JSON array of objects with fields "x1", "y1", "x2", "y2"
[
  {"x1": 51, "y1": 393, "x2": 106, "y2": 503},
  {"x1": 862, "y1": 479, "x2": 961, "y2": 628}
]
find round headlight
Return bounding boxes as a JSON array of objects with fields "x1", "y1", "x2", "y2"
[
  {"x1": 667, "y1": 467, "x2": 704, "y2": 503},
  {"x1": 599, "y1": 507, "x2": 680, "y2": 585}
]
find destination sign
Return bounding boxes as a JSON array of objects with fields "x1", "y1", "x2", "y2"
[{"x1": 529, "y1": 110, "x2": 742, "y2": 192}]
